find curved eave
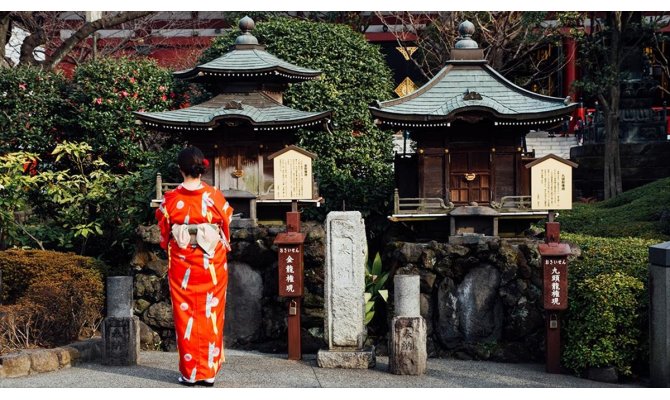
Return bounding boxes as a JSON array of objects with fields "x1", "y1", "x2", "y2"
[
  {"x1": 370, "y1": 102, "x2": 577, "y2": 126},
  {"x1": 134, "y1": 110, "x2": 332, "y2": 132},
  {"x1": 173, "y1": 66, "x2": 321, "y2": 83}
]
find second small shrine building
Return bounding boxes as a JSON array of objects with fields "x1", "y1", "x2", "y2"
[
  {"x1": 135, "y1": 17, "x2": 331, "y2": 224},
  {"x1": 369, "y1": 21, "x2": 577, "y2": 238}
]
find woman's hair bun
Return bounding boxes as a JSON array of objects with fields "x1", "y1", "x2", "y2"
[{"x1": 177, "y1": 146, "x2": 207, "y2": 178}]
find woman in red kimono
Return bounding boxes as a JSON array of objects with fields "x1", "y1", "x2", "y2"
[{"x1": 155, "y1": 146, "x2": 233, "y2": 387}]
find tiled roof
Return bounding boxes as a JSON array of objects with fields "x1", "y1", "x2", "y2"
[
  {"x1": 173, "y1": 48, "x2": 321, "y2": 81},
  {"x1": 135, "y1": 92, "x2": 330, "y2": 130},
  {"x1": 370, "y1": 62, "x2": 575, "y2": 122}
]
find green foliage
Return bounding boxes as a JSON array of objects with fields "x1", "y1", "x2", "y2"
[
  {"x1": 364, "y1": 252, "x2": 389, "y2": 326},
  {"x1": 0, "y1": 142, "x2": 178, "y2": 268},
  {"x1": 0, "y1": 250, "x2": 105, "y2": 351},
  {"x1": 200, "y1": 17, "x2": 396, "y2": 221},
  {"x1": 560, "y1": 177, "x2": 670, "y2": 240},
  {"x1": 0, "y1": 152, "x2": 42, "y2": 246},
  {"x1": 0, "y1": 66, "x2": 68, "y2": 156},
  {"x1": 563, "y1": 272, "x2": 644, "y2": 376},
  {"x1": 67, "y1": 57, "x2": 179, "y2": 171},
  {"x1": 562, "y1": 233, "x2": 658, "y2": 376}
]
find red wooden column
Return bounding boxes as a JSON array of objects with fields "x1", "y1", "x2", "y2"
[{"x1": 563, "y1": 36, "x2": 577, "y2": 100}]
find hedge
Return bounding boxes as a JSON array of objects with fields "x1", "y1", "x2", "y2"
[{"x1": 562, "y1": 233, "x2": 659, "y2": 377}]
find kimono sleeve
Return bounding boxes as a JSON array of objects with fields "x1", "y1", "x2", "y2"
[
  {"x1": 155, "y1": 199, "x2": 171, "y2": 250},
  {"x1": 215, "y1": 191, "x2": 234, "y2": 242}
]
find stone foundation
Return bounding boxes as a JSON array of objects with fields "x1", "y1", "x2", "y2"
[{"x1": 382, "y1": 236, "x2": 546, "y2": 362}]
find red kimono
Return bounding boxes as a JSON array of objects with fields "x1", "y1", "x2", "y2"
[{"x1": 155, "y1": 182, "x2": 233, "y2": 382}]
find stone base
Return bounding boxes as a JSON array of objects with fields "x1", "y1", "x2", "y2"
[
  {"x1": 389, "y1": 316, "x2": 427, "y2": 375},
  {"x1": 586, "y1": 366, "x2": 618, "y2": 384},
  {"x1": 317, "y1": 346, "x2": 376, "y2": 369},
  {"x1": 230, "y1": 218, "x2": 258, "y2": 229},
  {"x1": 102, "y1": 316, "x2": 140, "y2": 366}
]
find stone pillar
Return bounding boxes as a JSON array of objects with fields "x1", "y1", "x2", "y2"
[
  {"x1": 394, "y1": 275, "x2": 420, "y2": 317},
  {"x1": 649, "y1": 241, "x2": 670, "y2": 387},
  {"x1": 317, "y1": 211, "x2": 375, "y2": 369},
  {"x1": 389, "y1": 274, "x2": 427, "y2": 375},
  {"x1": 102, "y1": 276, "x2": 140, "y2": 366}
]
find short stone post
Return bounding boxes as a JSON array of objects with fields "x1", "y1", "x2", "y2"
[
  {"x1": 317, "y1": 211, "x2": 375, "y2": 368},
  {"x1": 102, "y1": 276, "x2": 140, "y2": 366},
  {"x1": 389, "y1": 274, "x2": 427, "y2": 375},
  {"x1": 649, "y1": 241, "x2": 670, "y2": 387}
]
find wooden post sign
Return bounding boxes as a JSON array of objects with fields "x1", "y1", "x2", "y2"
[
  {"x1": 269, "y1": 146, "x2": 316, "y2": 361},
  {"x1": 268, "y1": 145, "x2": 317, "y2": 200},
  {"x1": 525, "y1": 154, "x2": 578, "y2": 211},
  {"x1": 276, "y1": 233, "x2": 305, "y2": 297}
]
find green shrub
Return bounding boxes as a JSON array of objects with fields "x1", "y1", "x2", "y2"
[
  {"x1": 0, "y1": 250, "x2": 105, "y2": 352},
  {"x1": 0, "y1": 249, "x2": 108, "y2": 304},
  {"x1": 563, "y1": 272, "x2": 644, "y2": 376},
  {"x1": 560, "y1": 177, "x2": 670, "y2": 240},
  {"x1": 200, "y1": 17, "x2": 396, "y2": 221},
  {"x1": 66, "y1": 57, "x2": 180, "y2": 172},
  {"x1": 0, "y1": 66, "x2": 68, "y2": 156},
  {"x1": 563, "y1": 233, "x2": 656, "y2": 282},
  {"x1": 561, "y1": 233, "x2": 658, "y2": 376}
]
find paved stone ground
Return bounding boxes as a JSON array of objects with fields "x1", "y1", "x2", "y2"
[{"x1": 0, "y1": 349, "x2": 642, "y2": 388}]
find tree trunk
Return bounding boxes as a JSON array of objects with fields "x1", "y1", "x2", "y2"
[
  {"x1": 0, "y1": 12, "x2": 11, "y2": 68},
  {"x1": 603, "y1": 103, "x2": 623, "y2": 199},
  {"x1": 602, "y1": 12, "x2": 624, "y2": 200}
]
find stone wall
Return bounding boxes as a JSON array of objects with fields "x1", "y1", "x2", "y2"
[
  {"x1": 382, "y1": 236, "x2": 546, "y2": 362},
  {"x1": 133, "y1": 221, "x2": 548, "y2": 362},
  {"x1": 132, "y1": 222, "x2": 326, "y2": 353}
]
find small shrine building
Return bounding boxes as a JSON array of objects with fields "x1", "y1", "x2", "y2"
[
  {"x1": 135, "y1": 16, "x2": 331, "y2": 224},
  {"x1": 369, "y1": 21, "x2": 577, "y2": 238}
]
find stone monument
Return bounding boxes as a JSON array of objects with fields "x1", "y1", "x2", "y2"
[
  {"x1": 317, "y1": 211, "x2": 375, "y2": 368},
  {"x1": 389, "y1": 274, "x2": 427, "y2": 375},
  {"x1": 649, "y1": 241, "x2": 670, "y2": 387},
  {"x1": 102, "y1": 276, "x2": 140, "y2": 366}
]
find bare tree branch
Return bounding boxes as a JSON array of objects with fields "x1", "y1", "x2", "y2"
[{"x1": 44, "y1": 11, "x2": 153, "y2": 69}]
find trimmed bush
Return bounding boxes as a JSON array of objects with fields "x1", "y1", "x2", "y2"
[
  {"x1": 563, "y1": 272, "x2": 644, "y2": 376},
  {"x1": 560, "y1": 177, "x2": 670, "y2": 240},
  {"x1": 0, "y1": 250, "x2": 105, "y2": 352},
  {"x1": 562, "y1": 233, "x2": 658, "y2": 377},
  {"x1": 0, "y1": 249, "x2": 107, "y2": 304}
]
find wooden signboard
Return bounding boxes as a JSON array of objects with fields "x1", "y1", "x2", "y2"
[
  {"x1": 542, "y1": 256, "x2": 568, "y2": 310},
  {"x1": 525, "y1": 154, "x2": 578, "y2": 210},
  {"x1": 268, "y1": 145, "x2": 316, "y2": 200},
  {"x1": 275, "y1": 232, "x2": 305, "y2": 297}
]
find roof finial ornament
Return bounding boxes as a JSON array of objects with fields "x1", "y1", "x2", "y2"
[
  {"x1": 235, "y1": 16, "x2": 259, "y2": 45},
  {"x1": 455, "y1": 20, "x2": 478, "y2": 49}
]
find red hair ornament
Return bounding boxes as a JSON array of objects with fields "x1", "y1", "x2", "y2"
[{"x1": 203, "y1": 159, "x2": 210, "y2": 168}]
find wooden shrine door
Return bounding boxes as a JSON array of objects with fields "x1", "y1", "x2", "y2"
[
  {"x1": 449, "y1": 150, "x2": 491, "y2": 204},
  {"x1": 217, "y1": 145, "x2": 261, "y2": 194}
]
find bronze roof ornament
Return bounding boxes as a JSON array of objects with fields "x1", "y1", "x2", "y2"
[
  {"x1": 235, "y1": 16, "x2": 259, "y2": 46},
  {"x1": 454, "y1": 20, "x2": 478, "y2": 49}
]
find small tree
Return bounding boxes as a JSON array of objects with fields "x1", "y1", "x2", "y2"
[
  {"x1": 200, "y1": 17, "x2": 396, "y2": 225},
  {"x1": 0, "y1": 66, "x2": 68, "y2": 156},
  {"x1": 66, "y1": 57, "x2": 180, "y2": 172}
]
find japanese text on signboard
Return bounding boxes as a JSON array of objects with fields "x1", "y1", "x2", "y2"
[
  {"x1": 543, "y1": 257, "x2": 568, "y2": 310},
  {"x1": 278, "y1": 245, "x2": 303, "y2": 297}
]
